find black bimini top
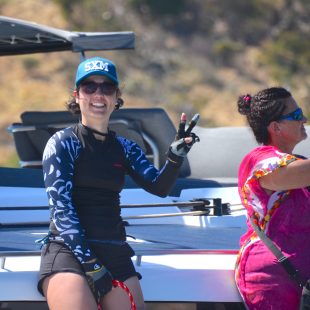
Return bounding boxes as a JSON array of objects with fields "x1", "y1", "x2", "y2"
[{"x1": 0, "y1": 16, "x2": 135, "y2": 56}]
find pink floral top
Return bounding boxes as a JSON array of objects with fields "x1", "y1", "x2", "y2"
[{"x1": 235, "y1": 145, "x2": 310, "y2": 282}]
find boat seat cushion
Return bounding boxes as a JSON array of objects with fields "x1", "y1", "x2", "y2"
[{"x1": 11, "y1": 108, "x2": 191, "y2": 177}]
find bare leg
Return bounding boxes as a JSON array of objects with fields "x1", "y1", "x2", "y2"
[
  {"x1": 42, "y1": 272, "x2": 98, "y2": 310},
  {"x1": 101, "y1": 276, "x2": 145, "y2": 310}
]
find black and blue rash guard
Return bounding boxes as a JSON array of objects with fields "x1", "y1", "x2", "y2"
[{"x1": 42, "y1": 122, "x2": 183, "y2": 271}]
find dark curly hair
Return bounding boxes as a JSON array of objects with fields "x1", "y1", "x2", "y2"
[
  {"x1": 237, "y1": 87, "x2": 292, "y2": 144},
  {"x1": 66, "y1": 87, "x2": 124, "y2": 115}
]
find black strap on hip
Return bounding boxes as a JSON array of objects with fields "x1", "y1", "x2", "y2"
[{"x1": 250, "y1": 216, "x2": 305, "y2": 288}]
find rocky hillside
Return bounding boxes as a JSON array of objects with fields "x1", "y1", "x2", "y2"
[{"x1": 1, "y1": 0, "x2": 310, "y2": 166}]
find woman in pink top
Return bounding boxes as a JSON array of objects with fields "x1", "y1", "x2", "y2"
[{"x1": 235, "y1": 87, "x2": 310, "y2": 309}]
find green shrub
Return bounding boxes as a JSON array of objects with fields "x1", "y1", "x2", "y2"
[
  {"x1": 212, "y1": 40, "x2": 244, "y2": 66},
  {"x1": 260, "y1": 31, "x2": 310, "y2": 81}
]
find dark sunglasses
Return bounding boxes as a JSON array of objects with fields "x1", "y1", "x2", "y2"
[
  {"x1": 278, "y1": 107, "x2": 304, "y2": 121},
  {"x1": 79, "y1": 81, "x2": 117, "y2": 95}
]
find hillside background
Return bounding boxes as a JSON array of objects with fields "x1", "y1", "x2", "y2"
[{"x1": 1, "y1": 0, "x2": 310, "y2": 167}]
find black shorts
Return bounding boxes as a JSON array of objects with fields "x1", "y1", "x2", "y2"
[{"x1": 37, "y1": 241, "x2": 140, "y2": 296}]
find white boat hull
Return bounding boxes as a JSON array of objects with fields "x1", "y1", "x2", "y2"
[{"x1": 0, "y1": 251, "x2": 242, "y2": 303}]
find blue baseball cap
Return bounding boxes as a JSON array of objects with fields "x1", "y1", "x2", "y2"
[{"x1": 75, "y1": 57, "x2": 119, "y2": 87}]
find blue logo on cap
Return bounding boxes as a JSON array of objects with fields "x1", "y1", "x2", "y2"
[
  {"x1": 75, "y1": 57, "x2": 119, "y2": 86},
  {"x1": 84, "y1": 60, "x2": 110, "y2": 72}
]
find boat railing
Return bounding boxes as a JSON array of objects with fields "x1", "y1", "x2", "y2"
[{"x1": 0, "y1": 199, "x2": 233, "y2": 228}]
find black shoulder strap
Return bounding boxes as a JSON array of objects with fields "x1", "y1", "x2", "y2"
[{"x1": 250, "y1": 217, "x2": 304, "y2": 287}]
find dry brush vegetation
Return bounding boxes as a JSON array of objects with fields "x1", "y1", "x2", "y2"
[{"x1": 1, "y1": 0, "x2": 310, "y2": 166}]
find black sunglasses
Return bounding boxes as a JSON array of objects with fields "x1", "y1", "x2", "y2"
[{"x1": 79, "y1": 81, "x2": 117, "y2": 95}]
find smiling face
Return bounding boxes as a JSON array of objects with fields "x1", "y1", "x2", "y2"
[{"x1": 74, "y1": 75, "x2": 118, "y2": 130}]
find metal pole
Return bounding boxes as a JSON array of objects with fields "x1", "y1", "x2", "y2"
[{"x1": 123, "y1": 210, "x2": 209, "y2": 220}]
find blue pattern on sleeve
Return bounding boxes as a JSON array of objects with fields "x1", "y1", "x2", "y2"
[
  {"x1": 117, "y1": 136, "x2": 182, "y2": 197},
  {"x1": 42, "y1": 128, "x2": 97, "y2": 265},
  {"x1": 117, "y1": 136, "x2": 161, "y2": 180}
]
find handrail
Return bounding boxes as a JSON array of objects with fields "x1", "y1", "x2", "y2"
[
  {"x1": 0, "y1": 200, "x2": 212, "y2": 211},
  {"x1": 123, "y1": 210, "x2": 208, "y2": 220},
  {"x1": 0, "y1": 210, "x2": 210, "y2": 228},
  {"x1": 121, "y1": 200, "x2": 211, "y2": 208},
  {"x1": 0, "y1": 199, "x2": 234, "y2": 227},
  {"x1": 0, "y1": 210, "x2": 211, "y2": 228}
]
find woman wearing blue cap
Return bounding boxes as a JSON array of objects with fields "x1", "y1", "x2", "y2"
[{"x1": 37, "y1": 56, "x2": 199, "y2": 309}]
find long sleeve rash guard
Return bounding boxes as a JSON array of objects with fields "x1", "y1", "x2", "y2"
[{"x1": 42, "y1": 123, "x2": 183, "y2": 271}]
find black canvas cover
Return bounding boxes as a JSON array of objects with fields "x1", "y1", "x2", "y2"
[{"x1": 0, "y1": 16, "x2": 135, "y2": 56}]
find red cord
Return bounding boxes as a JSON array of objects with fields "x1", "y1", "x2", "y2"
[
  {"x1": 97, "y1": 280, "x2": 136, "y2": 310},
  {"x1": 112, "y1": 279, "x2": 137, "y2": 310}
]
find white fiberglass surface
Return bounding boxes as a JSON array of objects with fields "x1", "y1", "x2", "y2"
[
  {"x1": 133, "y1": 253, "x2": 237, "y2": 270},
  {"x1": 178, "y1": 187, "x2": 241, "y2": 205},
  {"x1": 0, "y1": 187, "x2": 47, "y2": 207}
]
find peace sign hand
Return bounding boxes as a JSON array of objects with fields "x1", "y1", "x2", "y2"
[{"x1": 169, "y1": 113, "x2": 200, "y2": 157}]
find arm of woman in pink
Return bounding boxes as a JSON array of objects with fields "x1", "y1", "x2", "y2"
[{"x1": 260, "y1": 158, "x2": 310, "y2": 191}]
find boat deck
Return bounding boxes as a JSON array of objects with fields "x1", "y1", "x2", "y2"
[
  {"x1": 0, "y1": 223, "x2": 245, "y2": 305},
  {"x1": 0, "y1": 222, "x2": 245, "y2": 253}
]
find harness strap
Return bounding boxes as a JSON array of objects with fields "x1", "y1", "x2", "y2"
[{"x1": 250, "y1": 217, "x2": 304, "y2": 287}]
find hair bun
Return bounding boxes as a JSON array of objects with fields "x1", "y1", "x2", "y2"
[
  {"x1": 237, "y1": 93, "x2": 252, "y2": 115},
  {"x1": 243, "y1": 94, "x2": 252, "y2": 104}
]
